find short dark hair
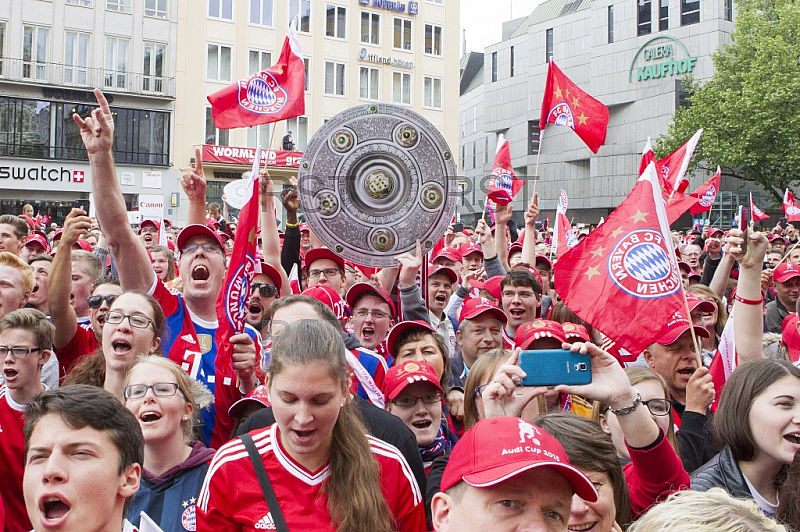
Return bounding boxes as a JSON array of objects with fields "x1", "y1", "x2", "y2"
[
  {"x1": 716, "y1": 359, "x2": 800, "y2": 462},
  {"x1": 24, "y1": 385, "x2": 144, "y2": 474},
  {"x1": 28, "y1": 254, "x2": 52, "y2": 266},
  {"x1": 393, "y1": 327, "x2": 451, "y2": 392},
  {"x1": 500, "y1": 268, "x2": 542, "y2": 298},
  {"x1": 0, "y1": 214, "x2": 29, "y2": 238},
  {"x1": 93, "y1": 274, "x2": 120, "y2": 292}
]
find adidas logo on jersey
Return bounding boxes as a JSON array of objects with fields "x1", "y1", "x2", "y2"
[{"x1": 255, "y1": 513, "x2": 276, "y2": 529}]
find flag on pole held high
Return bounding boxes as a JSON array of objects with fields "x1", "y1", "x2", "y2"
[
  {"x1": 486, "y1": 134, "x2": 523, "y2": 206},
  {"x1": 689, "y1": 167, "x2": 721, "y2": 215},
  {"x1": 750, "y1": 192, "x2": 770, "y2": 222},
  {"x1": 556, "y1": 212, "x2": 578, "y2": 259},
  {"x1": 783, "y1": 189, "x2": 800, "y2": 222},
  {"x1": 659, "y1": 129, "x2": 703, "y2": 195},
  {"x1": 540, "y1": 60, "x2": 609, "y2": 153},
  {"x1": 208, "y1": 18, "x2": 305, "y2": 129},
  {"x1": 554, "y1": 162, "x2": 686, "y2": 355}
]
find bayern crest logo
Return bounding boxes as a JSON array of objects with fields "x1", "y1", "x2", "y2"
[
  {"x1": 181, "y1": 504, "x2": 197, "y2": 531},
  {"x1": 788, "y1": 206, "x2": 800, "y2": 216},
  {"x1": 699, "y1": 185, "x2": 717, "y2": 207},
  {"x1": 225, "y1": 255, "x2": 256, "y2": 330},
  {"x1": 238, "y1": 72, "x2": 288, "y2": 115},
  {"x1": 491, "y1": 170, "x2": 514, "y2": 192},
  {"x1": 547, "y1": 103, "x2": 574, "y2": 128},
  {"x1": 607, "y1": 229, "x2": 680, "y2": 300}
]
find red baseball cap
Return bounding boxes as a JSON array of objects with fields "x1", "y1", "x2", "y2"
[
  {"x1": 688, "y1": 270, "x2": 701, "y2": 281},
  {"x1": 775, "y1": 263, "x2": 800, "y2": 283},
  {"x1": 177, "y1": 224, "x2": 224, "y2": 252},
  {"x1": 74, "y1": 239, "x2": 92, "y2": 252},
  {"x1": 228, "y1": 384, "x2": 271, "y2": 417},
  {"x1": 769, "y1": 233, "x2": 787, "y2": 243},
  {"x1": 258, "y1": 262, "x2": 284, "y2": 293},
  {"x1": 534, "y1": 254, "x2": 553, "y2": 271},
  {"x1": 25, "y1": 234, "x2": 49, "y2": 253},
  {"x1": 458, "y1": 242, "x2": 483, "y2": 259},
  {"x1": 299, "y1": 224, "x2": 310, "y2": 233},
  {"x1": 708, "y1": 227, "x2": 724, "y2": 238},
  {"x1": 52, "y1": 229, "x2": 63, "y2": 242},
  {"x1": 346, "y1": 282, "x2": 396, "y2": 318},
  {"x1": 429, "y1": 264, "x2": 458, "y2": 284},
  {"x1": 459, "y1": 297, "x2": 507, "y2": 324},
  {"x1": 138, "y1": 219, "x2": 160, "y2": 234},
  {"x1": 433, "y1": 247, "x2": 462, "y2": 264},
  {"x1": 386, "y1": 320, "x2": 437, "y2": 358},
  {"x1": 686, "y1": 293, "x2": 715, "y2": 314},
  {"x1": 305, "y1": 247, "x2": 345, "y2": 272},
  {"x1": 469, "y1": 276, "x2": 503, "y2": 301},
  {"x1": 515, "y1": 320, "x2": 569, "y2": 350},
  {"x1": 383, "y1": 360, "x2": 443, "y2": 401},
  {"x1": 510, "y1": 263, "x2": 544, "y2": 288},
  {"x1": 677, "y1": 261, "x2": 692, "y2": 274},
  {"x1": 656, "y1": 312, "x2": 710, "y2": 345},
  {"x1": 301, "y1": 285, "x2": 349, "y2": 321},
  {"x1": 440, "y1": 417, "x2": 598, "y2": 501},
  {"x1": 561, "y1": 323, "x2": 591, "y2": 343},
  {"x1": 508, "y1": 242, "x2": 523, "y2": 255},
  {"x1": 782, "y1": 314, "x2": 800, "y2": 364}
]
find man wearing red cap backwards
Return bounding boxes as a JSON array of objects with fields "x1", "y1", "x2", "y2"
[
  {"x1": 430, "y1": 416, "x2": 597, "y2": 531},
  {"x1": 766, "y1": 262, "x2": 800, "y2": 333}
]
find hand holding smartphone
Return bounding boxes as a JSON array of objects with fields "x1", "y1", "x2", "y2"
[{"x1": 518, "y1": 349, "x2": 592, "y2": 387}]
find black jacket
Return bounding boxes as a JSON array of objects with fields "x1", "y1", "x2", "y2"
[{"x1": 690, "y1": 445, "x2": 750, "y2": 499}]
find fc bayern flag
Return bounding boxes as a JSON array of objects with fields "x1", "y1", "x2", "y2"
[
  {"x1": 639, "y1": 138, "x2": 671, "y2": 196},
  {"x1": 783, "y1": 189, "x2": 800, "y2": 222},
  {"x1": 556, "y1": 211, "x2": 578, "y2": 259},
  {"x1": 554, "y1": 162, "x2": 686, "y2": 355},
  {"x1": 688, "y1": 167, "x2": 721, "y2": 215},
  {"x1": 750, "y1": 192, "x2": 770, "y2": 221},
  {"x1": 486, "y1": 134, "x2": 523, "y2": 205},
  {"x1": 540, "y1": 60, "x2": 609, "y2": 153},
  {"x1": 207, "y1": 18, "x2": 305, "y2": 129},
  {"x1": 658, "y1": 129, "x2": 703, "y2": 195}
]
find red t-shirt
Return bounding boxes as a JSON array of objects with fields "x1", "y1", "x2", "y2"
[
  {"x1": 197, "y1": 423, "x2": 426, "y2": 532},
  {"x1": 0, "y1": 386, "x2": 31, "y2": 532},
  {"x1": 55, "y1": 324, "x2": 99, "y2": 379}
]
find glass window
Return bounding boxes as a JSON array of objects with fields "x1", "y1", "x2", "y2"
[
  {"x1": 681, "y1": 0, "x2": 699, "y2": 25},
  {"x1": 392, "y1": 71, "x2": 411, "y2": 105},
  {"x1": 326, "y1": 5, "x2": 346, "y2": 39},
  {"x1": 359, "y1": 66, "x2": 379, "y2": 100},
  {"x1": 206, "y1": 43, "x2": 232, "y2": 82},
  {"x1": 528, "y1": 121, "x2": 540, "y2": 155},
  {"x1": 638, "y1": 0, "x2": 652, "y2": 35},
  {"x1": 724, "y1": 0, "x2": 732, "y2": 20},
  {"x1": 545, "y1": 28, "x2": 553, "y2": 63},
  {"x1": 106, "y1": 0, "x2": 131, "y2": 12},
  {"x1": 286, "y1": 116, "x2": 308, "y2": 150},
  {"x1": 423, "y1": 76, "x2": 442, "y2": 109},
  {"x1": 205, "y1": 107, "x2": 229, "y2": 146},
  {"x1": 659, "y1": 0, "x2": 669, "y2": 30},
  {"x1": 142, "y1": 42, "x2": 166, "y2": 93},
  {"x1": 424, "y1": 23, "x2": 442, "y2": 55},
  {"x1": 114, "y1": 107, "x2": 170, "y2": 165},
  {"x1": 64, "y1": 31, "x2": 90, "y2": 86},
  {"x1": 324, "y1": 61, "x2": 346, "y2": 96},
  {"x1": 22, "y1": 26, "x2": 49, "y2": 81},
  {"x1": 250, "y1": 0, "x2": 273, "y2": 26},
  {"x1": 304, "y1": 58, "x2": 310, "y2": 91},
  {"x1": 289, "y1": 0, "x2": 311, "y2": 33},
  {"x1": 393, "y1": 18, "x2": 412, "y2": 51},
  {"x1": 675, "y1": 79, "x2": 691, "y2": 110},
  {"x1": 472, "y1": 140, "x2": 477, "y2": 169},
  {"x1": 491, "y1": 51, "x2": 497, "y2": 82},
  {"x1": 484, "y1": 135, "x2": 489, "y2": 164},
  {"x1": 67, "y1": 0, "x2": 92, "y2": 5},
  {"x1": 209, "y1": 0, "x2": 233, "y2": 20},
  {"x1": 361, "y1": 11, "x2": 380, "y2": 45},
  {"x1": 0, "y1": 22, "x2": 6, "y2": 77},
  {"x1": 247, "y1": 123, "x2": 271, "y2": 148},
  {"x1": 145, "y1": 0, "x2": 168, "y2": 18},
  {"x1": 248, "y1": 50, "x2": 272, "y2": 74},
  {"x1": 104, "y1": 36, "x2": 129, "y2": 89},
  {"x1": 608, "y1": 5, "x2": 614, "y2": 43},
  {"x1": 510, "y1": 46, "x2": 515, "y2": 77}
]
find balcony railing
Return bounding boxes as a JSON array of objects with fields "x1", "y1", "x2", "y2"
[{"x1": 0, "y1": 57, "x2": 175, "y2": 98}]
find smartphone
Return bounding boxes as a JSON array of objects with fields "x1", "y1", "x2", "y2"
[
  {"x1": 452, "y1": 222, "x2": 464, "y2": 232},
  {"x1": 738, "y1": 205, "x2": 749, "y2": 254},
  {"x1": 74, "y1": 199, "x2": 90, "y2": 212},
  {"x1": 519, "y1": 349, "x2": 592, "y2": 387}
]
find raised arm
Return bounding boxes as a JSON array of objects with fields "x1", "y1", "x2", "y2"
[
  {"x1": 50, "y1": 209, "x2": 88, "y2": 349},
  {"x1": 728, "y1": 228, "x2": 768, "y2": 363},
  {"x1": 493, "y1": 203, "x2": 512, "y2": 271},
  {"x1": 74, "y1": 89, "x2": 154, "y2": 292},
  {"x1": 181, "y1": 147, "x2": 209, "y2": 226},
  {"x1": 259, "y1": 170, "x2": 291, "y2": 297},
  {"x1": 520, "y1": 193, "x2": 539, "y2": 266}
]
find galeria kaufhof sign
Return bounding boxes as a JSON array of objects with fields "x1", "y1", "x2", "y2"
[{"x1": 629, "y1": 36, "x2": 698, "y2": 82}]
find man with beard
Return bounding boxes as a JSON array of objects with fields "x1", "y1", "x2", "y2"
[{"x1": 246, "y1": 263, "x2": 282, "y2": 339}]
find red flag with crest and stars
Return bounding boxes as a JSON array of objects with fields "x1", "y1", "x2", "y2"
[
  {"x1": 554, "y1": 163, "x2": 686, "y2": 355},
  {"x1": 783, "y1": 189, "x2": 800, "y2": 222},
  {"x1": 540, "y1": 60, "x2": 609, "y2": 153},
  {"x1": 486, "y1": 134, "x2": 523, "y2": 205},
  {"x1": 750, "y1": 192, "x2": 770, "y2": 222},
  {"x1": 688, "y1": 167, "x2": 721, "y2": 215}
]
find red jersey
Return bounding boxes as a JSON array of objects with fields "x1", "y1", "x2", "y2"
[
  {"x1": 197, "y1": 423, "x2": 426, "y2": 532},
  {"x1": 55, "y1": 324, "x2": 99, "y2": 379},
  {"x1": 0, "y1": 386, "x2": 31, "y2": 532}
]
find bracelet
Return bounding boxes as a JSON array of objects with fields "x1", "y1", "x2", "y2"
[
  {"x1": 285, "y1": 221, "x2": 299, "y2": 228},
  {"x1": 609, "y1": 391, "x2": 642, "y2": 416},
  {"x1": 734, "y1": 293, "x2": 763, "y2": 305}
]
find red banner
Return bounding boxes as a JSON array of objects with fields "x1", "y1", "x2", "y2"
[{"x1": 201, "y1": 145, "x2": 303, "y2": 167}]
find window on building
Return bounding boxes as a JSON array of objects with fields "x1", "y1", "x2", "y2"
[
  {"x1": 472, "y1": 140, "x2": 477, "y2": 169},
  {"x1": 361, "y1": 11, "x2": 380, "y2": 44},
  {"x1": 510, "y1": 46, "x2": 515, "y2": 77},
  {"x1": 248, "y1": 50, "x2": 272, "y2": 74},
  {"x1": 393, "y1": 18, "x2": 412, "y2": 50},
  {"x1": 607, "y1": 5, "x2": 614, "y2": 43},
  {"x1": 681, "y1": 0, "x2": 699, "y2": 24},
  {"x1": 290, "y1": 0, "x2": 311, "y2": 33},
  {"x1": 359, "y1": 66, "x2": 379, "y2": 100},
  {"x1": 545, "y1": 28, "x2": 553, "y2": 63},
  {"x1": 461, "y1": 111, "x2": 466, "y2": 136},
  {"x1": 675, "y1": 79, "x2": 691, "y2": 110},
  {"x1": 104, "y1": 36, "x2": 129, "y2": 89},
  {"x1": 67, "y1": 0, "x2": 92, "y2": 6},
  {"x1": 64, "y1": 31, "x2": 90, "y2": 86},
  {"x1": 528, "y1": 121, "x2": 541, "y2": 155},
  {"x1": 724, "y1": 0, "x2": 732, "y2": 20},
  {"x1": 638, "y1": 0, "x2": 652, "y2": 35},
  {"x1": 392, "y1": 71, "x2": 411, "y2": 104},
  {"x1": 0, "y1": 22, "x2": 6, "y2": 76},
  {"x1": 206, "y1": 43, "x2": 232, "y2": 82},
  {"x1": 423, "y1": 76, "x2": 442, "y2": 109},
  {"x1": 659, "y1": 0, "x2": 669, "y2": 29},
  {"x1": 326, "y1": 5, "x2": 347, "y2": 39},
  {"x1": 107, "y1": 0, "x2": 131, "y2": 12},
  {"x1": 142, "y1": 42, "x2": 166, "y2": 93},
  {"x1": 304, "y1": 58, "x2": 310, "y2": 91},
  {"x1": 460, "y1": 144, "x2": 465, "y2": 170},
  {"x1": 428, "y1": 0, "x2": 443, "y2": 4},
  {"x1": 424, "y1": 24, "x2": 442, "y2": 55},
  {"x1": 145, "y1": 0, "x2": 168, "y2": 18},
  {"x1": 247, "y1": 123, "x2": 271, "y2": 148},
  {"x1": 491, "y1": 51, "x2": 497, "y2": 82},
  {"x1": 324, "y1": 61, "x2": 345, "y2": 96},
  {"x1": 205, "y1": 107, "x2": 229, "y2": 146},
  {"x1": 472, "y1": 106, "x2": 477, "y2": 132},
  {"x1": 484, "y1": 136, "x2": 489, "y2": 164},
  {"x1": 113, "y1": 107, "x2": 171, "y2": 165},
  {"x1": 286, "y1": 116, "x2": 308, "y2": 150},
  {"x1": 23, "y1": 26, "x2": 49, "y2": 81},
  {"x1": 209, "y1": 0, "x2": 233, "y2": 20},
  {"x1": 250, "y1": 0, "x2": 273, "y2": 26}
]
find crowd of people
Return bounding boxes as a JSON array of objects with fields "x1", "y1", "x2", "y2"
[{"x1": 1, "y1": 87, "x2": 799, "y2": 532}]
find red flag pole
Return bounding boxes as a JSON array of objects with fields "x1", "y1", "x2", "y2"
[{"x1": 679, "y1": 287, "x2": 704, "y2": 368}]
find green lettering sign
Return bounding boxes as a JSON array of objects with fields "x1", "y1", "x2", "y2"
[{"x1": 629, "y1": 36, "x2": 698, "y2": 82}]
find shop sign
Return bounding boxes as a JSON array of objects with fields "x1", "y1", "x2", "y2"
[
  {"x1": 359, "y1": 0, "x2": 418, "y2": 15},
  {"x1": 201, "y1": 145, "x2": 303, "y2": 167},
  {"x1": 629, "y1": 36, "x2": 698, "y2": 82},
  {"x1": 358, "y1": 48, "x2": 414, "y2": 69},
  {"x1": 0, "y1": 162, "x2": 90, "y2": 191},
  {"x1": 138, "y1": 194, "x2": 164, "y2": 218}
]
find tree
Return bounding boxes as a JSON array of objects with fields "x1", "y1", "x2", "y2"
[{"x1": 656, "y1": 0, "x2": 800, "y2": 202}]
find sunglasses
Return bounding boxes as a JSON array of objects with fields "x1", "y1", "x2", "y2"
[
  {"x1": 251, "y1": 283, "x2": 279, "y2": 298},
  {"x1": 87, "y1": 295, "x2": 118, "y2": 309}
]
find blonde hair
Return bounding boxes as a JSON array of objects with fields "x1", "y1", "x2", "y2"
[
  {"x1": 688, "y1": 284, "x2": 728, "y2": 340},
  {"x1": 0, "y1": 251, "x2": 34, "y2": 294},
  {"x1": 462, "y1": 349, "x2": 510, "y2": 430},
  {"x1": 628, "y1": 488, "x2": 787, "y2": 532},
  {"x1": 71, "y1": 250, "x2": 104, "y2": 282}
]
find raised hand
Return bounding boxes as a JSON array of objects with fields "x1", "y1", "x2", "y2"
[
  {"x1": 280, "y1": 187, "x2": 299, "y2": 213},
  {"x1": 481, "y1": 349, "x2": 548, "y2": 419},
  {"x1": 180, "y1": 147, "x2": 207, "y2": 203},
  {"x1": 72, "y1": 88, "x2": 114, "y2": 155},
  {"x1": 494, "y1": 202, "x2": 513, "y2": 225},
  {"x1": 554, "y1": 342, "x2": 634, "y2": 409},
  {"x1": 726, "y1": 227, "x2": 768, "y2": 270},
  {"x1": 524, "y1": 193, "x2": 539, "y2": 228},
  {"x1": 685, "y1": 366, "x2": 715, "y2": 414},
  {"x1": 396, "y1": 240, "x2": 423, "y2": 287},
  {"x1": 61, "y1": 208, "x2": 92, "y2": 245}
]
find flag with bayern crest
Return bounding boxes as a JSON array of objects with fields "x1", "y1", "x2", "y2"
[{"x1": 486, "y1": 134, "x2": 523, "y2": 206}]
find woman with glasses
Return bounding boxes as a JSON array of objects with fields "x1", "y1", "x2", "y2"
[{"x1": 123, "y1": 355, "x2": 214, "y2": 531}]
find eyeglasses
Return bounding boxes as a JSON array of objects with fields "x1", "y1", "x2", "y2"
[
  {"x1": 353, "y1": 308, "x2": 391, "y2": 320},
  {"x1": 181, "y1": 243, "x2": 222, "y2": 255},
  {"x1": 251, "y1": 283, "x2": 278, "y2": 298},
  {"x1": 87, "y1": 295, "x2": 118, "y2": 309},
  {"x1": 474, "y1": 383, "x2": 491, "y2": 398},
  {"x1": 308, "y1": 268, "x2": 340, "y2": 279},
  {"x1": 103, "y1": 311, "x2": 154, "y2": 330},
  {"x1": 502, "y1": 290, "x2": 535, "y2": 299},
  {"x1": 0, "y1": 346, "x2": 40, "y2": 359},
  {"x1": 392, "y1": 393, "x2": 443, "y2": 408},
  {"x1": 642, "y1": 398, "x2": 671, "y2": 416},
  {"x1": 123, "y1": 382, "x2": 180, "y2": 400}
]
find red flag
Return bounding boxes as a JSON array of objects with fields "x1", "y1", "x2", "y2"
[
  {"x1": 665, "y1": 193, "x2": 700, "y2": 226},
  {"x1": 554, "y1": 163, "x2": 685, "y2": 355},
  {"x1": 540, "y1": 60, "x2": 609, "y2": 153},
  {"x1": 556, "y1": 211, "x2": 578, "y2": 259},
  {"x1": 688, "y1": 167, "x2": 721, "y2": 215},
  {"x1": 639, "y1": 138, "x2": 672, "y2": 196},
  {"x1": 783, "y1": 189, "x2": 800, "y2": 222},
  {"x1": 658, "y1": 130, "x2": 703, "y2": 195},
  {"x1": 750, "y1": 192, "x2": 770, "y2": 222},
  {"x1": 208, "y1": 20, "x2": 305, "y2": 129},
  {"x1": 486, "y1": 135, "x2": 523, "y2": 206}
]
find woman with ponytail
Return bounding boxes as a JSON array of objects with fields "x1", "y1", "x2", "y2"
[{"x1": 197, "y1": 319, "x2": 426, "y2": 531}]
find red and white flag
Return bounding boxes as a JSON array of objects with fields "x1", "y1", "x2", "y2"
[
  {"x1": 750, "y1": 192, "x2": 770, "y2": 222},
  {"x1": 708, "y1": 304, "x2": 736, "y2": 413},
  {"x1": 486, "y1": 134, "x2": 523, "y2": 206},
  {"x1": 659, "y1": 129, "x2": 703, "y2": 195},
  {"x1": 689, "y1": 167, "x2": 721, "y2": 215},
  {"x1": 555, "y1": 211, "x2": 578, "y2": 259},
  {"x1": 208, "y1": 18, "x2": 305, "y2": 129},
  {"x1": 783, "y1": 189, "x2": 800, "y2": 222}
]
